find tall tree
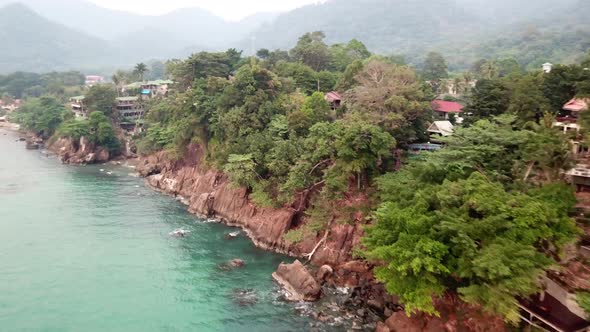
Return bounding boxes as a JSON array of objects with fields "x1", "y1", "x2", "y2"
[
  {"x1": 422, "y1": 52, "x2": 448, "y2": 81},
  {"x1": 344, "y1": 59, "x2": 430, "y2": 144},
  {"x1": 85, "y1": 84, "x2": 116, "y2": 116},
  {"x1": 134, "y1": 63, "x2": 148, "y2": 82},
  {"x1": 290, "y1": 31, "x2": 332, "y2": 71}
]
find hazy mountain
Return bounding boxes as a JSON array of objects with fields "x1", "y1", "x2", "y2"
[
  {"x1": 0, "y1": 0, "x2": 146, "y2": 40},
  {"x1": 0, "y1": 0, "x2": 277, "y2": 45},
  {"x1": 1, "y1": 0, "x2": 588, "y2": 74},
  {"x1": 0, "y1": 3, "x2": 116, "y2": 73},
  {"x1": 245, "y1": 0, "x2": 589, "y2": 68},
  {"x1": 454, "y1": 0, "x2": 579, "y2": 25},
  {"x1": 245, "y1": 0, "x2": 481, "y2": 54}
]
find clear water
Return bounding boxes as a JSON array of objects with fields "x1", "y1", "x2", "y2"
[{"x1": 0, "y1": 128, "x2": 314, "y2": 332}]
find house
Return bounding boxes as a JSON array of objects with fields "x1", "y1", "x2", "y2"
[
  {"x1": 554, "y1": 98, "x2": 589, "y2": 134},
  {"x1": 69, "y1": 96, "x2": 88, "y2": 119},
  {"x1": 427, "y1": 120, "x2": 454, "y2": 138},
  {"x1": 123, "y1": 80, "x2": 173, "y2": 98},
  {"x1": 431, "y1": 100, "x2": 464, "y2": 121},
  {"x1": 85, "y1": 75, "x2": 104, "y2": 86},
  {"x1": 325, "y1": 91, "x2": 342, "y2": 110},
  {"x1": 519, "y1": 276, "x2": 590, "y2": 332},
  {"x1": 116, "y1": 97, "x2": 144, "y2": 133}
]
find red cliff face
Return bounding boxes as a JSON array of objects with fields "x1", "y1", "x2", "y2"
[
  {"x1": 135, "y1": 145, "x2": 366, "y2": 264},
  {"x1": 135, "y1": 145, "x2": 507, "y2": 331}
]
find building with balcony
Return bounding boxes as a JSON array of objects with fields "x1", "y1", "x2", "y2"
[
  {"x1": 116, "y1": 97, "x2": 144, "y2": 133},
  {"x1": 69, "y1": 96, "x2": 87, "y2": 119}
]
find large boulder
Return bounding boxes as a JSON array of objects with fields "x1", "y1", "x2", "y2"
[{"x1": 272, "y1": 260, "x2": 321, "y2": 301}]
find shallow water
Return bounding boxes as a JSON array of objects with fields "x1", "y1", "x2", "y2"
[{"x1": 0, "y1": 129, "x2": 317, "y2": 332}]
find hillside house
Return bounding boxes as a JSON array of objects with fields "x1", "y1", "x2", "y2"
[
  {"x1": 427, "y1": 120, "x2": 454, "y2": 139},
  {"x1": 554, "y1": 98, "x2": 589, "y2": 134},
  {"x1": 520, "y1": 276, "x2": 590, "y2": 332},
  {"x1": 125, "y1": 80, "x2": 172, "y2": 98},
  {"x1": 116, "y1": 96, "x2": 144, "y2": 133},
  {"x1": 431, "y1": 100, "x2": 464, "y2": 121},
  {"x1": 85, "y1": 75, "x2": 104, "y2": 86},
  {"x1": 325, "y1": 91, "x2": 342, "y2": 110},
  {"x1": 69, "y1": 96, "x2": 87, "y2": 119}
]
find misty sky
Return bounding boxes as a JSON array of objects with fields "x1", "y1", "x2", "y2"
[{"x1": 87, "y1": 0, "x2": 326, "y2": 20}]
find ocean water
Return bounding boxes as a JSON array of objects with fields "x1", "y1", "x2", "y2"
[{"x1": 0, "y1": 128, "x2": 316, "y2": 332}]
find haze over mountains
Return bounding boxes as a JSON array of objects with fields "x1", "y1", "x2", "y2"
[{"x1": 0, "y1": 0, "x2": 588, "y2": 74}]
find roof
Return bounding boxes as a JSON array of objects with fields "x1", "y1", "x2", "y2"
[
  {"x1": 117, "y1": 96, "x2": 139, "y2": 102},
  {"x1": 432, "y1": 100, "x2": 464, "y2": 113},
  {"x1": 125, "y1": 82, "x2": 143, "y2": 89},
  {"x1": 71, "y1": 96, "x2": 85, "y2": 101},
  {"x1": 563, "y1": 98, "x2": 589, "y2": 112},
  {"x1": 325, "y1": 91, "x2": 342, "y2": 103},
  {"x1": 126, "y1": 80, "x2": 173, "y2": 89},
  {"x1": 427, "y1": 121, "x2": 454, "y2": 136}
]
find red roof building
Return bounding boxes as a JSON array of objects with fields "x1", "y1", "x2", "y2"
[
  {"x1": 431, "y1": 100, "x2": 464, "y2": 113},
  {"x1": 325, "y1": 91, "x2": 342, "y2": 109},
  {"x1": 563, "y1": 98, "x2": 589, "y2": 112},
  {"x1": 431, "y1": 100, "x2": 464, "y2": 120}
]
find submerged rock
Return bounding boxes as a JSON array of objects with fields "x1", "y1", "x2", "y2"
[
  {"x1": 218, "y1": 259, "x2": 245, "y2": 271},
  {"x1": 224, "y1": 231, "x2": 241, "y2": 240},
  {"x1": 231, "y1": 288, "x2": 257, "y2": 306},
  {"x1": 169, "y1": 229, "x2": 190, "y2": 238},
  {"x1": 272, "y1": 260, "x2": 321, "y2": 301}
]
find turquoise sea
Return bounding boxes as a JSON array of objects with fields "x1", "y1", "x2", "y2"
[{"x1": 0, "y1": 128, "x2": 317, "y2": 332}]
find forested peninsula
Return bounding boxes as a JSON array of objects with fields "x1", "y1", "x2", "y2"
[{"x1": 4, "y1": 32, "x2": 590, "y2": 331}]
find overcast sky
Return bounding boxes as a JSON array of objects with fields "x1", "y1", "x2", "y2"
[{"x1": 87, "y1": 0, "x2": 326, "y2": 21}]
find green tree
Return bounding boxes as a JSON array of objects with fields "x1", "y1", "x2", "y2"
[
  {"x1": 362, "y1": 118, "x2": 579, "y2": 320},
  {"x1": 422, "y1": 52, "x2": 448, "y2": 81},
  {"x1": 134, "y1": 63, "x2": 148, "y2": 82},
  {"x1": 85, "y1": 84, "x2": 116, "y2": 116},
  {"x1": 256, "y1": 48, "x2": 271, "y2": 59},
  {"x1": 464, "y1": 79, "x2": 510, "y2": 123},
  {"x1": 507, "y1": 74, "x2": 551, "y2": 124},
  {"x1": 290, "y1": 31, "x2": 332, "y2": 71},
  {"x1": 224, "y1": 154, "x2": 258, "y2": 188},
  {"x1": 14, "y1": 96, "x2": 66, "y2": 137},
  {"x1": 345, "y1": 59, "x2": 430, "y2": 145},
  {"x1": 330, "y1": 39, "x2": 371, "y2": 71}
]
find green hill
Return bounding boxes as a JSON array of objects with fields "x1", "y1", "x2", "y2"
[{"x1": 0, "y1": 3, "x2": 115, "y2": 73}]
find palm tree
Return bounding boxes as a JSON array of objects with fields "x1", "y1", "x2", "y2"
[
  {"x1": 481, "y1": 61, "x2": 499, "y2": 80},
  {"x1": 134, "y1": 63, "x2": 148, "y2": 82},
  {"x1": 111, "y1": 70, "x2": 126, "y2": 97}
]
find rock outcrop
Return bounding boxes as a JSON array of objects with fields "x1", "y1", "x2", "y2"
[
  {"x1": 49, "y1": 136, "x2": 110, "y2": 164},
  {"x1": 136, "y1": 145, "x2": 369, "y2": 261},
  {"x1": 272, "y1": 260, "x2": 321, "y2": 301}
]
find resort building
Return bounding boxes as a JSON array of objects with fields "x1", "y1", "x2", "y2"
[
  {"x1": 124, "y1": 80, "x2": 173, "y2": 99},
  {"x1": 69, "y1": 96, "x2": 88, "y2": 119},
  {"x1": 554, "y1": 98, "x2": 589, "y2": 134},
  {"x1": 116, "y1": 96, "x2": 144, "y2": 133}
]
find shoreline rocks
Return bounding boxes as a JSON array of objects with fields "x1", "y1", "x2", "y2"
[{"x1": 272, "y1": 260, "x2": 321, "y2": 302}]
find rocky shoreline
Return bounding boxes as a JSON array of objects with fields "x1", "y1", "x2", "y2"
[
  {"x1": 6, "y1": 128, "x2": 505, "y2": 331},
  {"x1": 133, "y1": 144, "x2": 512, "y2": 332}
]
